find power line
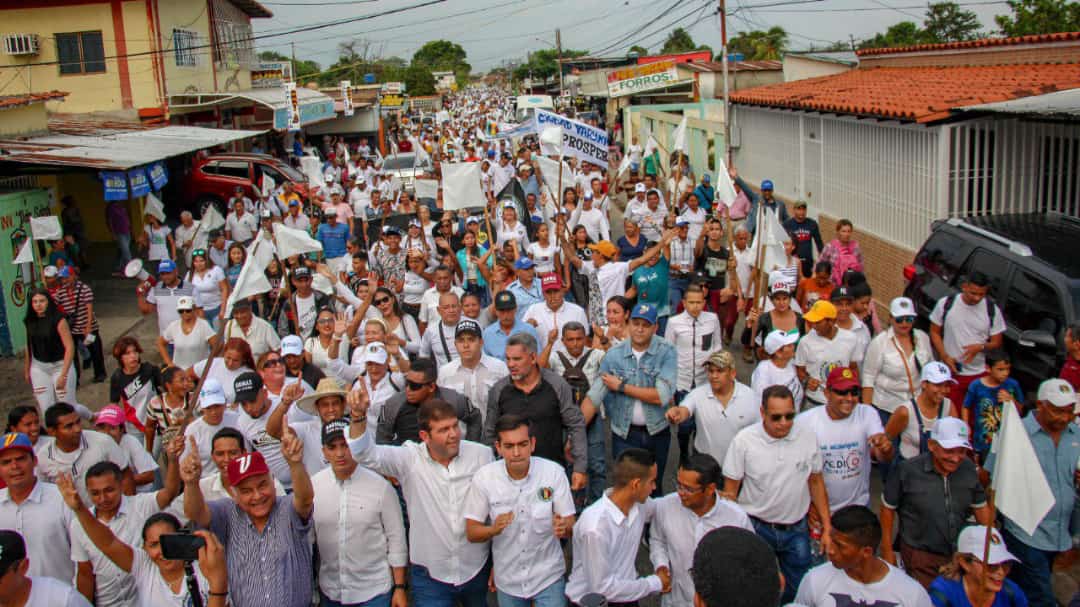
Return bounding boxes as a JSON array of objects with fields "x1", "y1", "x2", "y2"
[{"x1": 750, "y1": 0, "x2": 1006, "y2": 11}]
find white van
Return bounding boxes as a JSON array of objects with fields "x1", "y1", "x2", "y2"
[{"x1": 514, "y1": 95, "x2": 555, "y2": 123}]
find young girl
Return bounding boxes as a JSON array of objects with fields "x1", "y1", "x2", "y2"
[
  {"x1": 224, "y1": 243, "x2": 246, "y2": 289},
  {"x1": 751, "y1": 330, "x2": 804, "y2": 410},
  {"x1": 963, "y1": 348, "x2": 1024, "y2": 462},
  {"x1": 819, "y1": 219, "x2": 864, "y2": 285},
  {"x1": 527, "y1": 222, "x2": 562, "y2": 277}
]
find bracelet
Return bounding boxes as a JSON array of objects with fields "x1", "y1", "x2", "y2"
[
  {"x1": 208, "y1": 591, "x2": 229, "y2": 597},
  {"x1": 617, "y1": 379, "x2": 626, "y2": 393},
  {"x1": 393, "y1": 584, "x2": 408, "y2": 591}
]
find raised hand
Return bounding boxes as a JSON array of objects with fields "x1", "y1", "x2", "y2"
[
  {"x1": 334, "y1": 311, "x2": 348, "y2": 337},
  {"x1": 179, "y1": 436, "x2": 202, "y2": 484},
  {"x1": 281, "y1": 427, "x2": 304, "y2": 465},
  {"x1": 194, "y1": 530, "x2": 228, "y2": 593},
  {"x1": 56, "y1": 472, "x2": 83, "y2": 510},
  {"x1": 165, "y1": 435, "x2": 184, "y2": 461},
  {"x1": 346, "y1": 382, "x2": 371, "y2": 419},
  {"x1": 281, "y1": 381, "x2": 305, "y2": 406}
]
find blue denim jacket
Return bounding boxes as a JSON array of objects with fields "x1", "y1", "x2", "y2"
[{"x1": 587, "y1": 335, "x2": 677, "y2": 438}]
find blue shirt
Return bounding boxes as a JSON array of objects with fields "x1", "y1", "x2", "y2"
[
  {"x1": 316, "y1": 222, "x2": 350, "y2": 259},
  {"x1": 632, "y1": 257, "x2": 670, "y2": 318},
  {"x1": 506, "y1": 279, "x2": 543, "y2": 321},
  {"x1": 482, "y1": 319, "x2": 540, "y2": 359},
  {"x1": 617, "y1": 235, "x2": 648, "y2": 261},
  {"x1": 693, "y1": 184, "x2": 715, "y2": 210},
  {"x1": 986, "y1": 413, "x2": 1080, "y2": 551},
  {"x1": 962, "y1": 377, "x2": 1024, "y2": 454},
  {"x1": 928, "y1": 576, "x2": 1028, "y2": 607},
  {"x1": 586, "y1": 334, "x2": 677, "y2": 438}
]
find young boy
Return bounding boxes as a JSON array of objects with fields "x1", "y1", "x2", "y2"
[{"x1": 962, "y1": 348, "x2": 1024, "y2": 462}]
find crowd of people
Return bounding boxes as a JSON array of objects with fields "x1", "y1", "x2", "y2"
[{"x1": 4, "y1": 87, "x2": 1080, "y2": 607}]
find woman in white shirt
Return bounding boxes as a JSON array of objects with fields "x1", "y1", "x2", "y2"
[
  {"x1": 188, "y1": 249, "x2": 229, "y2": 330},
  {"x1": 368, "y1": 286, "x2": 421, "y2": 358},
  {"x1": 157, "y1": 297, "x2": 217, "y2": 370},
  {"x1": 304, "y1": 307, "x2": 348, "y2": 374},
  {"x1": 861, "y1": 297, "x2": 933, "y2": 423},
  {"x1": 526, "y1": 222, "x2": 562, "y2": 276},
  {"x1": 138, "y1": 214, "x2": 175, "y2": 263},
  {"x1": 189, "y1": 338, "x2": 256, "y2": 404},
  {"x1": 496, "y1": 204, "x2": 529, "y2": 254}
]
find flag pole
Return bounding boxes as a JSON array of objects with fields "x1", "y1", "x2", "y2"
[
  {"x1": 748, "y1": 202, "x2": 768, "y2": 352},
  {"x1": 982, "y1": 488, "x2": 996, "y2": 564}
]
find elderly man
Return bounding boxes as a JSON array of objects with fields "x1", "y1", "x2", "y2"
[
  {"x1": 438, "y1": 320, "x2": 509, "y2": 426},
  {"x1": 420, "y1": 292, "x2": 464, "y2": 367},
  {"x1": 419, "y1": 265, "x2": 465, "y2": 333},
  {"x1": 506, "y1": 258, "x2": 543, "y2": 321},
  {"x1": 283, "y1": 199, "x2": 310, "y2": 231},
  {"x1": 175, "y1": 210, "x2": 206, "y2": 268},
  {"x1": 522, "y1": 274, "x2": 588, "y2": 352},
  {"x1": 223, "y1": 300, "x2": 280, "y2": 360},
  {"x1": 485, "y1": 333, "x2": 587, "y2": 489},
  {"x1": 482, "y1": 291, "x2": 540, "y2": 360},
  {"x1": 377, "y1": 357, "x2": 482, "y2": 445},
  {"x1": 986, "y1": 378, "x2": 1080, "y2": 606},
  {"x1": 225, "y1": 198, "x2": 258, "y2": 245},
  {"x1": 182, "y1": 427, "x2": 314, "y2": 607}
]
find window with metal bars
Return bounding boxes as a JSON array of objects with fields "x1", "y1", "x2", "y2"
[
  {"x1": 173, "y1": 29, "x2": 199, "y2": 67},
  {"x1": 54, "y1": 31, "x2": 105, "y2": 75}
]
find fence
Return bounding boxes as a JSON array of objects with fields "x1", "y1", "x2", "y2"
[{"x1": 622, "y1": 101, "x2": 726, "y2": 180}]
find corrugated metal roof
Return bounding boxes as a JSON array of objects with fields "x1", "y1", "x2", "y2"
[
  {"x1": 958, "y1": 87, "x2": 1080, "y2": 118},
  {"x1": 0, "y1": 125, "x2": 263, "y2": 170}
]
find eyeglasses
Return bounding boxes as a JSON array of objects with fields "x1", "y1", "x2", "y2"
[
  {"x1": 831, "y1": 387, "x2": 860, "y2": 397},
  {"x1": 406, "y1": 380, "x2": 432, "y2": 391},
  {"x1": 895, "y1": 316, "x2": 916, "y2": 324},
  {"x1": 374, "y1": 297, "x2": 392, "y2": 306},
  {"x1": 317, "y1": 318, "x2": 334, "y2": 325},
  {"x1": 263, "y1": 358, "x2": 283, "y2": 366},
  {"x1": 676, "y1": 483, "x2": 705, "y2": 494},
  {"x1": 178, "y1": 309, "x2": 194, "y2": 314},
  {"x1": 768, "y1": 412, "x2": 796, "y2": 422}
]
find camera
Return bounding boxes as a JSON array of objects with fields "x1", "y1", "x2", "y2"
[{"x1": 160, "y1": 531, "x2": 206, "y2": 561}]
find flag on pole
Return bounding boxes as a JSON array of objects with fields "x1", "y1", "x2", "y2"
[
  {"x1": 272, "y1": 222, "x2": 323, "y2": 260},
  {"x1": 29, "y1": 216, "x2": 62, "y2": 241},
  {"x1": 224, "y1": 242, "x2": 272, "y2": 317},
  {"x1": 672, "y1": 115, "x2": 688, "y2": 152},
  {"x1": 261, "y1": 174, "x2": 276, "y2": 200},
  {"x1": 714, "y1": 158, "x2": 738, "y2": 208},
  {"x1": 751, "y1": 208, "x2": 789, "y2": 274},
  {"x1": 991, "y1": 399, "x2": 1054, "y2": 536},
  {"x1": 145, "y1": 192, "x2": 166, "y2": 223},
  {"x1": 442, "y1": 162, "x2": 485, "y2": 211},
  {"x1": 616, "y1": 153, "x2": 632, "y2": 177},
  {"x1": 12, "y1": 240, "x2": 32, "y2": 264},
  {"x1": 539, "y1": 126, "x2": 563, "y2": 157},
  {"x1": 201, "y1": 205, "x2": 226, "y2": 232}
]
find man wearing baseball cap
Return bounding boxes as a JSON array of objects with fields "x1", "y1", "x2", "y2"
[
  {"x1": 745, "y1": 177, "x2": 789, "y2": 236},
  {"x1": 985, "y1": 378, "x2": 1080, "y2": 605},
  {"x1": 881, "y1": 416, "x2": 991, "y2": 587},
  {"x1": 275, "y1": 265, "x2": 332, "y2": 338},
  {"x1": 795, "y1": 300, "x2": 860, "y2": 408},
  {"x1": 798, "y1": 367, "x2": 893, "y2": 513},
  {"x1": 438, "y1": 320, "x2": 509, "y2": 425},
  {"x1": 311, "y1": 419, "x2": 407, "y2": 607},
  {"x1": 561, "y1": 229, "x2": 676, "y2": 322},
  {"x1": 482, "y1": 291, "x2": 539, "y2": 359},
  {"x1": 522, "y1": 273, "x2": 587, "y2": 352},
  {"x1": 180, "y1": 378, "x2": 241, "y2": 479},
  {"x1": 280, "y1": 334, "x2": 326, "y2": 396},
  {"x1": 180, "y1": 425, "x2": 315, "y2": 607},
  {"x1": 506, "y1": 258, "x2": 542, "y2": 320},
  {"x1": 137, "y1": 258, "x2": 195, "y2": 335},
  {"x1": 583, "y1": 302, "x2": 678, "y2": 496},
  {"x1": 0, "y1": 529, "x2": 91, "y2": 607}
]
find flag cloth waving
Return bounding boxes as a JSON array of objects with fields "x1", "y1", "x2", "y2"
[
  {"x1": 200, "y1": 205, "x2": 226, "y2": 232},
  {"x1": 145, "y1": 192, "x2": 166, "y2": 223},
  {"x1": 714, "y1": 158, "x2": 738, "y2": 208},
  {"x1": 12, "y1": 240, "x2": 32, "y2": 264},
  {"x1": 751, "y1": 207, "x2": 789, "y2": 274},
  {"x1": 672, "y1": 115, "x2": 688, "y2": 152},
  {"x1": 224, "y1": 240, "x2": 273, "y2": 317},
  {"x1": 273, "y1": 222, "x2": 323, "y2": 260},
  {"x1": 30, "y1": 216, "x2": 62, "y2": 241},
  {"x1": 990, "y1": 400, "x2": 1054, "y2": 536}
]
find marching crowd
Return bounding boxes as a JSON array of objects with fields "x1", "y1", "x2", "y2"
[{"x1": 4, "y1": 87, "x2": 1080, "y2": 607}]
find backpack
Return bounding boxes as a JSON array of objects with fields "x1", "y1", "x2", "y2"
[
  {"x1": 557, "y1": 349, "x2": 594, "y2": 406},
  {"x1": 941, "y1": 293, "x2": 997, "y2": 339},
  {"x1": 829, "y1": 240, "x2": 862, "y2": 285}
]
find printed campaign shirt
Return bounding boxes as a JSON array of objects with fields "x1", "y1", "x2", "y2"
[{"x1": 795, "y1": 404, "x2": 884, "y2": 511}]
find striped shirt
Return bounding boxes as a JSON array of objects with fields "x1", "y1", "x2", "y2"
[
  {"x1": 52, "y1": 281, "x2": 98, "y2": 334},
  {"x1": 145, "y1": 280, "x2": 195, "y2": 335},
  {"x1": 207, "y1": 496, "x2": 313, "y2": 607}
]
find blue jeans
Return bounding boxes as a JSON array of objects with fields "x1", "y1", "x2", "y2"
[
  {"x1": 411, "y1": 560, "x2": 491, "y2": 607},
  {"x1": 673, "y1": 390, "x2": 696, "y2": 466},
  {"x1": 656, "y1": 315, "x2": 669, "y2": 338},
  {"x1": 321, "y1": 590, "x2": 392, "y2": 607},
  {"x1": 496, "y1": 577, "x2": 566, "y2": 607},
  {"x1": 203, "y1": 306, "x2": 221, "y2": 331},
  {"x1": 114, "y1": 232, "x2": 132, "y2": 270},
  {"x1": 751, "y1": 517, "x2": 811, "y2": 605},
  {"x1": 612, "y1": 425, "x2": 670, "y2": 497},
  {"x1": 668, "y1": 277, "x2": 689, "y2": 314},
  {"x1": 572, "y1": 419, "x2": 608, "y2": 508},
  {"x1": 1002, "y1": 528, "x2": 1057, "y2": 607}
]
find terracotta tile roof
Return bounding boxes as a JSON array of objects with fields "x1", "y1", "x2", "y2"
[
  {"x1": 856, "y1": 31, "x2": 1080, "y2": 57},
  {"x1": 0, "y1": 91, "x2": 67, "y2": 110},
  {"x1": 729, "y1": 63, "x2": 1080, "y2": 123}
]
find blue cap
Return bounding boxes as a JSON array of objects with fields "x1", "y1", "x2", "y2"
[
  {"x1": 57, "y1": 266, "x2": 71, "y2": 278},
  {"x1": 761, "y1": 179, "x2": 774, "y2": 191},
  {"x1": 702, "y1": 174, "x2": 711, "y2": 183},
  {"x1": 157, "y1": 259, "x2": 177, "y2": 273},
  {"x1": 630, "y1": 303, "x2": 658, "y2": 324},
  {"x1": 487, "y1": 150, "x2": 496, "y2": 158},
  {"x1": 513, "y1": 257, "x2": 535, "y2": 270},
  {"x1": 676, "y1": 219, "x2": 690, "y2": 227},
  {"x1": 0, "y1": 432, "x2": 34, "y2": 455},
  {"x1": 288, "y1": 199, "x2": 299, "y2": 207}
]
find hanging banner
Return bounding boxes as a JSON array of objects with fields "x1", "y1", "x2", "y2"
[
  {"x1": 606, "y1": 60, "x2": 689, "y2": 97},
  {"x1": 128, "y1": 168, "x2": 151, "y2": 198},
  {"x1": 341, "y1": 80, "x2": 354, "y2": 117},
  {"x1": 101, "y1": 171, "x2": 128, "y2": 201},
  {"x1": 285, "y1": 81, "x2": 302, "y2": 131},
  {"x1": 533, "y1": 109, "x2": 609, "y2": 168},
  {"x1": 147, "y1": 161, "x2": 168, "y2": 190}
]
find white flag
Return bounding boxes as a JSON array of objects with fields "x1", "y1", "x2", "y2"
[
  {"x1": 201, "y1": 205, "x2": 226, "y2": 232},
  {"x1": 30, "y1": 216, "x2": 62, "y2": 241},
  {"x1": 535, "y1": 155, "x2": 573, "y2": 200},
  {"x1": 643, "y1": 134, "x2": 660, "y2": 159},
  {"x1": 992, "y1": 402, "x2": 1054, "y2": 536},
  {"x1": 414, "y1": 179, "x2": 439, "y2": 201},
  {"x1": 224, "y1": 240, "x2": 273, "y2": 317},
  {"x1": 145, "y1": 192, "x2": 166, "y2": 223},
  {"x1": 261, "y1": 174, "x2": 275, "y2": 200},
  {"x1": 272, "y1": 222, "x2": 323, "y2": 260},
  {"x1": 672, "y1": 115, "x2": 688, "y2": 152},
  {"x1": 300, "y1": 156, "x2": 326, "y2": 190},
  {"x1": 714, "y1": 158, "x2": 738, "y2": 208},
  {"x1": 539, "y1": 126, "x2": 563, "y2": 157},
  {"x1": 751, "y1": 207, "x2": 789, "y2": 274},
  {"x1": 441, "y1": 162, "x2": 484, "y2": 211},
  {"x1": 12, "y1": 240, "x2": 32, "y2": 264},
  {"x1": 616, "y1": 153, "x2": 632, "y2": 177}
]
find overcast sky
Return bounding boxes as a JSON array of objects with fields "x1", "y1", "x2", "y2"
[{"x1": 253, "y1": 0, "x2": 1012, "y2": 72}]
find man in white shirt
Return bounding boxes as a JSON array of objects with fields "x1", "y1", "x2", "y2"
[
  {"x1": 0, "y1": 432, "x2": 77, "y2": 585},
  {"x1": 796, "y1": 367, "x2": 893, "y2": 512},
  {"x1": 437, "y1": 320, "x2": 509, "y2": 425},
  {"x1": 722, "y1": 384, "x2": 832, "y2": 604},
  {"x1": 637, "y1": 189, "x2": 668, "y2": 243},
  {"x1": 282, "y1": 199, "x2": 311, "y2": 231},
  {"x1": 523, "y1": 274, "x2": 588, "y2": 352},
  {"x1": 37, "y1": 403, "x2": 133, "y2": 503},
  {"x1": 419, "y1": 267, "x2": 465, "y2": 333},
  {"x1": 0, "y1": 530, "x2": 92, "y2": 607},
  {"x1": 666, "y1": 351, "x2": 759, "y2": 468},
  {"x1": 678, "y1": 193, "x2": 708, "y2": 243},
  {"x1": 223, "y1": 301, "x2": 281, "y2": 360},
  {"x1": 665, "y1": 284, "x2": 723, "y2": 397},
  {"x1": 177, "y1": 378, "x2": 241, "y2": 478},
  {"x1": 492, "y1": 153, "x2": 516, "y2": 194},
  {"x1": 174, "y1": 211, "x2": 205, "y2": 269},
  {"x1": 794, "y1": 505, "x2": 932, "y2": 607},
  {"x1": 225, "y1": 198, "x2": 258, "y2": 244},
  {"x1": 570, "y1": 190, "x2": 610, "y2": 243},
  {"x1": 420, "y1": 291, "x2": 464, "y2": 367},
  {"x1": 345, "y1": 392, "x2": 493, "y2": 607},
  {"x1": 666, "y1": 220, "x2": 696, "y2": 312},
  {"x1": 795, "y1": 300, "x2": 860, "y2": 408},
  {"x1": 564, "y1": 234, "x2": 674, "y2": 319},
  {"x1": 649, "y1": 454, "x2": 753, "y2": 607},
  {"x1": 626, "y1": 182, "x2": 649, "y2": 218},
  {"x1": 312, "y1": 419, "x2": 407, "y2": 607},
  {"x1": 349, "y1": 176, "x2": 372, "y2": 219},
  {"x1": 565, "y1": 448, "x2": 667, "y2": 605},
  {"x1": 928, "y1": 271, "x2": 1006, "y2": 408},
  {"x1": 464, "y1": 414, "x2": 575, "y2": 607}
]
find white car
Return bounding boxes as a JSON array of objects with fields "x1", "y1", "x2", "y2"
[{"x1": 382, "y1": 152, "x2": 432, "y2": 193}]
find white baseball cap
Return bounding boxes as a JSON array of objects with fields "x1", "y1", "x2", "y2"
[
  {"x1": 1037, "y1": 378, "x2": 1076, "y2": 408},
  {"x1": 956, "y1": 525, "x2": 1019, "y2": 564},
  {"x1": 890, "y1": 296, "x2": 915, "y2": 318},
  {"x1": 281, "y1": 335, "x2": 304, "y2": 357},
  {"x1": 634, "y1": 183, "x2": 647, "y2": 193},
  {"x1": 930, "y1": 417, "x2": 971, "y2": 450},
  {"x1": 920, "y1": 361, "x2": 957, "y2": 385},
  {"x1": 363, "y1": 342, "x2": 388, "y2": 365},
  {"x1": 176, "y1": 296, "x2": 195, "y2": 311},
  {"x1": 763, "y1": 330, "x2": 799, "y2": 355},
  {"x1": 197, "y1": 378, "x2": 227, "y2": 409},
  {"x1": 43, "y1": 265, "x2": 58, "y2": 278}
]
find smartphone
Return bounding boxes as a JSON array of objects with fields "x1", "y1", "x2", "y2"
[{"x1": 160, "y1": 532, "x2": 206, "y2": 561}]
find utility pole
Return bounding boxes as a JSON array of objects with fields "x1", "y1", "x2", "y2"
[
  {"x1": 719, "y1": 0, "x2": 731, "y2": 164},
  {"x1": 291, "y1": 41, "x2": 297, "y2": 82},
  {"x1": 556, "y1": 28, "x2": 565, "y2": 106}
]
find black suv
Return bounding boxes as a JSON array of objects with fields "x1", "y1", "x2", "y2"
[{"x1": 903, "y1": 212, "x2": 1080, "y2": 391}]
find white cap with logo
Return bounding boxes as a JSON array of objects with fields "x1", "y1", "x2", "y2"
[
  {"x1": 920, "y1": 361, "x2": 957, "y2": 385},
  {"x1": 281, "y1": 335, "x2": 304, "y2": 357},
  {"x1": 956, "y1": 525, "x2": 1019, "y2": 564},
  {"x1": 1037, "y1": 378, "x2": 1077, "y2": 408},
  {"x1": 197, "y1": 378, "x2": 227, "y2": 410},
  {"x1": 889, "y1": 296, "x2": 915, "y2": 318},
  {"x1": 930, "y1": 417, "x2": 971, "y2": 449}
]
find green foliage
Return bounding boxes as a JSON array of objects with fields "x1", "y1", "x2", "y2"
[
  {"x1": 413, "y1": 40, "x2": 471, "y2": 73},
  {"x1": 628, "y1": 45, "x2": 649, "y2": 56},
  {"x1": 860, "y1": 21, "x2": 925, "y2": 48},
  {"x1": 728, "y1": 27, "x2": 789, "y2": 60},
  {"x1": 512, "y1": 48, "x2": 589, "y2": 82},
  {"x1": 923, "y1": 2, "x2": 982, "y2": 42},
  {"x1": 660, "y1": 28, "x2": 698, "y2": 54},
  {"x1": 404, "y1": 65, "x2": 436, "y2": 96},
  {"x1": 995, "y1": 0, "x2": 1080, "y2": 36},
  {"x1": 257, "y1": 50, "x2": 321, "y2": 83}
]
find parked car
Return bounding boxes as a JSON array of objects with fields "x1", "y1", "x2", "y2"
[
  {"x1": 902, "y1": 212, "x2": 1080, "y2": 391},
  {"x1": 382, "y1": 152, "x2": 432, "y2": 193},
  {"x1": 183, "y1": 152, "x2": 310, "y2": 214}
]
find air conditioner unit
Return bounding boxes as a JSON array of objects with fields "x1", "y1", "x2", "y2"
[{"x1": 3, "y1": 34, "x2": 40, "y2": 56}]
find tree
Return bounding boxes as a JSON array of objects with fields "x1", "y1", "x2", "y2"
[
  {"x1": 923, "y1": 2, "x2": 982, "y2": 42},
  {"x1": 628, "y1": 45, "x2": 649, "y2": 56},
  {"x1": 661, "y1": 27, "x2": 698, "y2": 54},
  {"x1": 728, "y1": 26, "x2": 788, "y2": 60},
  {"x1": 404, "y1": 65, "x2": 436, "y2": 96},
  {"x1": 859, "y1": 21, "x2": 925, "y2": 48},
  {"x1": 257, "y1": 50, "x2": 321, "y2": 84},
  {"x1": 995, "y1": 0, "x2": 1080, "y2": 35},
  {"x1": 512, "y1": 48, "x2": 589, "y2": 82}
]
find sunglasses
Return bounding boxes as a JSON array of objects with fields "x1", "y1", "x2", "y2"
[
  {"x1": 895, "y1": 316, "x2": 916, "y2": 324},
  {"x1": 263, "y1": 358, "x2": 283, "y2": 366},
  {"x1": 769, "y1": 412, "x2": 796, "y2": 422},
  {"x1": 406, "y1": 380, "x2": 432, "y2": 391},
  {"x1": 192, "y1": 249, "x2": 207, "y2": 257},
  {"x1": 374, "y1": 297, "x2": 392, "y2": 306},
  {"x1": 178, "y1": 309, "x2": 194, "y2": 314},
  {"x1": 831, "y1": 387, "x2": 860, "y2": 397}
]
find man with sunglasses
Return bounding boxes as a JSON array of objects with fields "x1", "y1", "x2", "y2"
[
  {"x1": 376, "y1": 357, "x2": 482, "y2": 445},
  {"x1": 796, "y1": 367, "x2": 893, "y2": 514},
  {"x1": 795, "y1": 300, "x2": 860, "y2": 409},
  {"x1": 722, "y1": 384, "x2": 832, "y2": 604}
]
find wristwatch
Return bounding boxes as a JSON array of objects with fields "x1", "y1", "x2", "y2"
[{"x1": 393, "y1": 584, "x2": 408, "y2": 592}]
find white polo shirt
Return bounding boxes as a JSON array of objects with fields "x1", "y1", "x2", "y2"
[
  {"x1": 463, "y1": 457, "x2": 574, "y2": 598},
  {"x1": 180, "y1": 410, "x2": 241, "y2": 479},
  {"x1": 311, "y1": 465, "x2": 408, "y2": 604},
  {"x1": 35, "y1": 431, "x2": 130, "y2": 504},
  {"x1": 648, "y1": 493, "x2": 753, "y2": 607},
  {"x1": 565, "y1": 492, "x2": 661, "y2": 604},
  {"x1": 0, "y1": 480, "x2": 75, "y2": 583},
  {"x1": 70, "y1": 493, "x2": 162, "y2": 607},
  {"x1": 794, "y1": 328, "x2": 860, "y2": 404},
  {"x1": 224, "y1": 316, "x2": 282, "y2": 360},
  {"x1": 24, "y1": 576, "x2": 91, "y2": 607},
  {"x1": 418, "y1": 286, "x2": 465, "y2": 329},
  {"x1": 664, "y1": 311, "x2": 723, "y2": 392},
  {"x1": 722, "y1": 422, "x2": 823, "y2": 525},
  {"x1": 420, "y1": 321, "x2": 462, "y2": 367},
  {"x1": 522, "y1": 301, "x2": 589, "y2": 352},
  {"x1": 437, "y1": 355, "x2": 509, "y2": 424},
  {"x1": 795, "y1": 404, "x2": 884, "y2": 511},
  {"x1": 681, "y1": 382, "x2": 759, "y2": 466},
  {"x1": 348, "y1": 426, "x2": 494, "y2": 585}
]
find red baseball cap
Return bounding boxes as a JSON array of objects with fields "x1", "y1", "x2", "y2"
[
  {"x1": 226, "y1": 452, "x2": 270, "y2": 486},
  {"x1": 826, "y1": 367, "x2": 860, "y2": 391},
  {"x1": 541, "y1": 273, "x2": 562, "y2": 292}
]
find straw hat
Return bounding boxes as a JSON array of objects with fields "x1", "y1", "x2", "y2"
[{"x1": 295, "y1": 377, "x2": 347, "y2": 416}]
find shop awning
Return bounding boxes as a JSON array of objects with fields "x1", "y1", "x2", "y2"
[{"x1": 169, "y1": 87, "x2": 337, "y2": 130}]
